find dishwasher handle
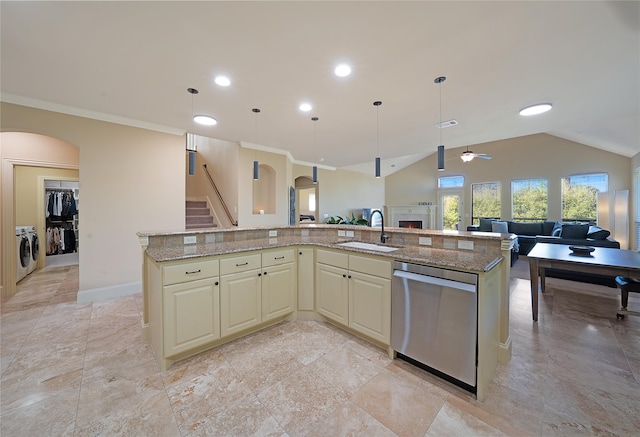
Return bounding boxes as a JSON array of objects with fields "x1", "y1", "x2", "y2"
[{"x1": 393, "y1": 269, "x2": 476, "y2": 293}]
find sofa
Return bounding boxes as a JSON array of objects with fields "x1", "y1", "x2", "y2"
[{"x1": 467, "y1": 218, "x2": 620, "y2": 287}]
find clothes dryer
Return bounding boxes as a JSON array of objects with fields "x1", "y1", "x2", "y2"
[
  {"x1": 16, "y1": 226, "x2": 31, "y2": 283},
  {"x1": 26, "y1": 226, "x2": 38, "y2": 274}
]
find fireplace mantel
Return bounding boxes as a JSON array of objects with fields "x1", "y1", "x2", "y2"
[{"x1": 386, "y1": 205, "x2": 437, "y2": 230}]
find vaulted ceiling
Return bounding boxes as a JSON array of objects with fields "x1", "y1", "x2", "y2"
[{"x1": 2, "y1": 1, "x2": 638, "y2": 175}]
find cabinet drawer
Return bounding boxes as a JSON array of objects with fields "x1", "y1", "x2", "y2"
[
  {"x1": 220, "y1": 253, "x2": 261, "y2": 275},
  {"x1": 262, "y1": 248, "x2": 295, "y2": 267},
  {"x1": 349, "y1": 255, "x2": 392, "y2": 279},
  {"x1": 316, "y1": 249, "x2": 348, "y2": 269},
  {"x1": 163, "y1": 258, "x2": 219, "y2": 286}
]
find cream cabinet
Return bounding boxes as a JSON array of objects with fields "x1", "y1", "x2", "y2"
[
  {"x1": 297, "y1": 247, "x2": 315, "y2": 311},
  {"x1": 316, "y1": 249, "x2": 391, "y2": 345},
  {"x1": 220, "y1": 253, "x2": 262, "y2": 337},
  {"x1": 147, "y1": 256, "x2": 220, "y2": 370},
  {"x1": 261, "y1": 248, "x2": 296, "y2": 322}
]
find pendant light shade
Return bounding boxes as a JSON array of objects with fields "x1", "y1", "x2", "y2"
[
  {"x1": 252, "y1": 108, "x2": 260, "y2": 180},
  {"x1": 311, "y1": 117, "x2": 319, "y2": 184},
  {"x1": 373, "y1": 101, "x2": 382, "y2": 178},
  {"x1": 188, "y1": 151, "x2": 196, "y2": 175},
  {"x1": 434, "y1": 76, "x2": 446, "y2": 172},
  {"x1": 188, "y1": 88, "x2": 217, "y2": 126},
  {"x1": 437, "y1": 145, "x2": 445, "y2": 171}
]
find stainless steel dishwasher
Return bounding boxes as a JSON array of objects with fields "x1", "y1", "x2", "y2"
[{"x1": 391, "y1": 261, "x2": 478, "y2": 392}]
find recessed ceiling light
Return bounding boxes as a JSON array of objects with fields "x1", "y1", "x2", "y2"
[
  {"x1": 214, "y1": 75, "x2": 231, "y2": 87},
  {"x1": 519, "y1": 103, "x2": 552, "y2": 116},
  {"x1": 299, "y1": 103, "x2": 312, "y2": 112},
  {"x1": 193, "y1": 115, "x2": 217, "y2": 126},
  {"x1": 334, "y1": 64, "x2": 351, "y2": 77}
]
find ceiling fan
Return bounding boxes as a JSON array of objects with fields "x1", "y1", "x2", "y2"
[{"x1": 460, "y1": 146, "x2": 492, "y2": 162}]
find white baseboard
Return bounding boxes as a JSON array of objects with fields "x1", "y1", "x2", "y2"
[{"x1": 77, "y1": 281, "x2": 142, "y2": 304}]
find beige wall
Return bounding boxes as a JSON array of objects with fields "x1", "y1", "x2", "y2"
[
  {"x1": 1, "y1": 102, "x2": 185, "y2": 300},
  {"x1": 632, "y1": 152, "x2": 640, "y2": 250},
  {"x1": 386, "y1": 133, "x2": 632, "y2": 231},
  {"x1": 238, "y1": 147, "x2": 291, "y2": 227}
]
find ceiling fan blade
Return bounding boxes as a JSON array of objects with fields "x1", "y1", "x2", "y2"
[{"x1": 476, "y1": 154, "x2": 492, "y2": 160}]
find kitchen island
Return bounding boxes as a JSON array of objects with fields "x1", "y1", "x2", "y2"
[{"x1": 138, "y1": 224, "x2": 514, "y2": 401}]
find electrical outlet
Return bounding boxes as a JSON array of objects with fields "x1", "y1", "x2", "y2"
[
  {"x1": 269, "y1": 230, "x2": 277, "y2": 237},
  {"x1": 458, "y1": 240, "x2": 474, "y2": 250},
  {"x1": 338, "y1": 230, "x2": 346, "y2": 237},
  {"x1": 183, "y1": 235, "x2": 197, "y2": 245},
  {"x1": 346, "y1": 230, "x2": 354, "y2": 237},
  {"x1": 419, "y1": 237, "x2": 432, "y2": 246}
]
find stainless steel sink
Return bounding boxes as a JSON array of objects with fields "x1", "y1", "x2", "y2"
[{"x1": 337, "y1": 241, "x2": 400, "y2": 252}]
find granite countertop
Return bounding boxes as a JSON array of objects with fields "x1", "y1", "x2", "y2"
[{"x1": 145, "y1": 236, "x2": 503, "y2": 273}]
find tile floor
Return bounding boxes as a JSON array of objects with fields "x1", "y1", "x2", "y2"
[{"x1": 1, "y1": 259, "x2": 639, "y2": 436}]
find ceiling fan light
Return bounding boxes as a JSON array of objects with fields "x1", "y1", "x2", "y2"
[
  {"x1": 193, "y1": 115, "x2": 217, "y2": 126},
  {"x1": 461, "y1": 153, "x2": 474, "y2": 162},
  {"x1": 519, "y1": 103, "x2": 552, "y2": 116}
]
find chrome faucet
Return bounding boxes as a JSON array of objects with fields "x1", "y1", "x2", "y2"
[{"x1": 370, "y1": 209, "x2": 388, "y2": 243}]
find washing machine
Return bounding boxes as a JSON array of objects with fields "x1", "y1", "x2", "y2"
[
  {"x1": 27, "y1": 226, "x2": 38, "y2": 275},
  {"x1": 16, "y1": 226, "x2": 31, "y2": 283}
]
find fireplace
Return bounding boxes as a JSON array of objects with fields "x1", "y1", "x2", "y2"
[{"x1": 399, "y1": 220, "x2": 422, "y2": 229}]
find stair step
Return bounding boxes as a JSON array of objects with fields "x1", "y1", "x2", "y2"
[
  {"x1": 186, "y1": 216, "x2": 214, "y2": 225},
  {"x1": 186, "y1": 207, "x2": 210, "y2": 216},
  {"x1": 186, "y1": 200, "x2": 207, "y2": 209}
]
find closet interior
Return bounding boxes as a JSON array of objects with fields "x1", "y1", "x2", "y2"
[{"x1": 45, "y1": 180, "x2": 79, "y2": 256}]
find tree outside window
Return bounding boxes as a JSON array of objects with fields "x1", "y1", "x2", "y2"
[
  {"x1": 471, "y1": 182, "x2": 501, "y2": 224},
  {"x1": 511, "y1": 179, "x2": 548, "y2": 222},
  {"x1": 561, "y1": 173, "x2": 607, "y2": 222}
]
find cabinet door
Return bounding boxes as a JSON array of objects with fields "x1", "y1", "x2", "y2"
[
  {"x1": 262, "y1": 263, "x2": 295, "y2": 322},
  {"x1": 349, "y1": 271, "x2": 391, "y2": 345},
  {"x1": 220, "y1": 269, "x2": 262, "y2": 337},
  {"x1": 297, "y1": 248, "x2": 314, "y2": 310},
  {"x1": 316, "y1": 263, "x2": 348, "y2": 325},
  {"x1": 163, "y1": 277, "x2": 220, "y2": 357}
]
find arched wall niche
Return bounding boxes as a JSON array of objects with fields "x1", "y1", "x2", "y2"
[{"x1": 252, "y1": 164, "x2": 276, "y2": 214}]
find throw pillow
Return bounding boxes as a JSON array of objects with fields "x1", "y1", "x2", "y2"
[
  {"x1": 587, "y1": 225, "x2": 611, "y2": 240},
  {"x1": 491, "y1": 221, "x2": 509, "y2": 234},
  {"x1": 479, "y1": 218, "x2": 496, "y2": 232},
  {"x1": 551, "y1": 221, "x2": 563, "y2": 236},
  {"x1": 478, "y1": 218, "x2": 496, "y2": 232},
  {"x1": 560, "y1": 223, "x2": 589, "y2": 239}
]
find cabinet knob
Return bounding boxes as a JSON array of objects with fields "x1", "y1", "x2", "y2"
[
  {"x1": 263, "y1": 271, "x2": 268, "y2": 275},
  {"x1": 348, "y1": 275, "x2": 352, "y2": 279},
  {"x1": 215, "y1": 281, "x2": 219, "y2": 286},
  {"x1": 258, "y1": 273, "x2": 262, "y2": 277},
  {"x1": 299, "y1": 252, "x2": 302, "y2": 255},
  {"x1": 343, "y1": 274, "x2": 347, "y2": 278}
]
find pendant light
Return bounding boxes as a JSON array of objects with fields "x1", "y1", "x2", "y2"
[
  {"x1": 186, "y1": 134, "x2": 197, "y2": 176},
  {"x1": 311, "y1": 116, "x2": 319, "y2": 184},
  {"x1": 373, "y1": 101, "x2": 382, "y2": 178},
  {"x1": 252, "y1": 108, "x2": 260, "y2": 180},
  {"x1": 435, "y1": 76, "x2": 446, "y2": 171},
  {"x1": 187, "y1": 88, "x2": 217, "y2": 126}
]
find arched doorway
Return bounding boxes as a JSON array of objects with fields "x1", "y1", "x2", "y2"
[
  {"x1": 1, "y1": 132, "x2": 79, "y2": 298},
  {"x1": 295, "y1": 176, "x2": 319, "y2": 224}
]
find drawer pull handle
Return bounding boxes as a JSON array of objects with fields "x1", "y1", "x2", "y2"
[
  {"x1": 274, "y1": 256, "x2": 285, "y2": 260},
  {"x1": 185, "y1": 269, "x2": 202, "y2": 275},
  {"x1": 236, "y1": 262, "x2": 249, "y2": 267}
]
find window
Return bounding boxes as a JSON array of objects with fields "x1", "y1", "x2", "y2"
[
  {"x1": 511, "y1": 179, "x2": 548, "y2": 222},
  {"x1": 561, "y1": 173, "x2": 608, "y2": 222},
  {"x1": 471, "y1": 182, "x2": 501, "y2": 225},
  {"x1": 438, "y1": 175, "x2": 464, "y2": 188}
]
